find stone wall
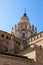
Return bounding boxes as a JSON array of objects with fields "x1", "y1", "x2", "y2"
[{"x1": 0, "y1": 53, "x2": 34, "y2": 65}]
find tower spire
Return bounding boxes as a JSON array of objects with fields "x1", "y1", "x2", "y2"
[
  {"x1": 25, "y1": 8, "x2": 26, "y2": 14},
  {"x1": 23, "y1": 8, "x2": 27, "y2": 16}
]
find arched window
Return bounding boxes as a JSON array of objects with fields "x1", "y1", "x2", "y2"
[
  {"x1": 1, "y1": 34, "x2": 4, "y2": 37},
  {"x1": 22, "y1": 33, "x2": 25, "y2": 38},
  {"x1": 4, "y1": 47, "x2": 8, "y2": 52},
  {"x1": 6, "y1": 36, "x2": 9, "y2": 39},
  {"x1": 18, "y1": 42, "x2": 20, "y2": 45}
]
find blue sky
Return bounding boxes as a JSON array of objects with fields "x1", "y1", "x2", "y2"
[{"x1": 0, "y1": 0, "x2": 43, "y2": 33}]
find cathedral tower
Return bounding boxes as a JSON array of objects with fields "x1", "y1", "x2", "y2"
[{"x1": 12, "y1": 11, "x2": 37, "y2": 40}]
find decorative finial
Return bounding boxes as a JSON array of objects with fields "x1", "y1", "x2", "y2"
[
  {"x1": 35, "y1": 27, "x2": 37, "y2": 33},
  {"x1": 25, "y1": 8, "x2": 26, "y2": 13},
  {"x1": 23, "y1": 8, "x2": 27, "y2": 16}
]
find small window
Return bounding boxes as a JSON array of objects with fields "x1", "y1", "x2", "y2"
[
  {"x1": 5, "y1": 47, "x2": 8, "y2": 52},
  {"x1": 1, "y1": 34, "x2": 4, "y2": 37},
  {"x1": 18, "y1": 42, "x2": 20, "y2": 45},
  {"x1": 16, "y1": 41, "x2": 18, "y2": 43},
  {"x1": 22, "y1": 33, "x2": 25, "y2": 38},
  {"x1": 6, "y1": 36, "x2": 9, "y2": 39},
  {"x1": 22, "y1": 29, "x2": 24, "y2": 31},
  {"x1": 14, "y1": 39, "x2": 15, "y2": 41}
]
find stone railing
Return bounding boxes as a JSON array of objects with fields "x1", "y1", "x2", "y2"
[{"x1": 28, "y1": 32, "x2": 43, "y2": 43}]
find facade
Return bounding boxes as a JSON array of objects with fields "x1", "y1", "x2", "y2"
[{"x1": 0, "y1": 11, "x2": 43, "y2": 65}]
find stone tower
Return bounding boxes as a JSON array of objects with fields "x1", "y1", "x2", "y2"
[{"x1": 12, "y1": 11, "x2": 37, "y2": 40}]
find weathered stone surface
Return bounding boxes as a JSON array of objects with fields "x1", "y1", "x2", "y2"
[{"x1": 0, "y1": 53, "x2": 34, "y2": 65}]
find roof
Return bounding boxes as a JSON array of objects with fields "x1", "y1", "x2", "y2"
[{"x1": 0, "y1": 52, "x2": 33, "y2": 61}]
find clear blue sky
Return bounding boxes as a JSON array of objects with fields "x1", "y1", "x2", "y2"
[{"x1": 0, "y1": 0, "x2": 43, "y2": 33}]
